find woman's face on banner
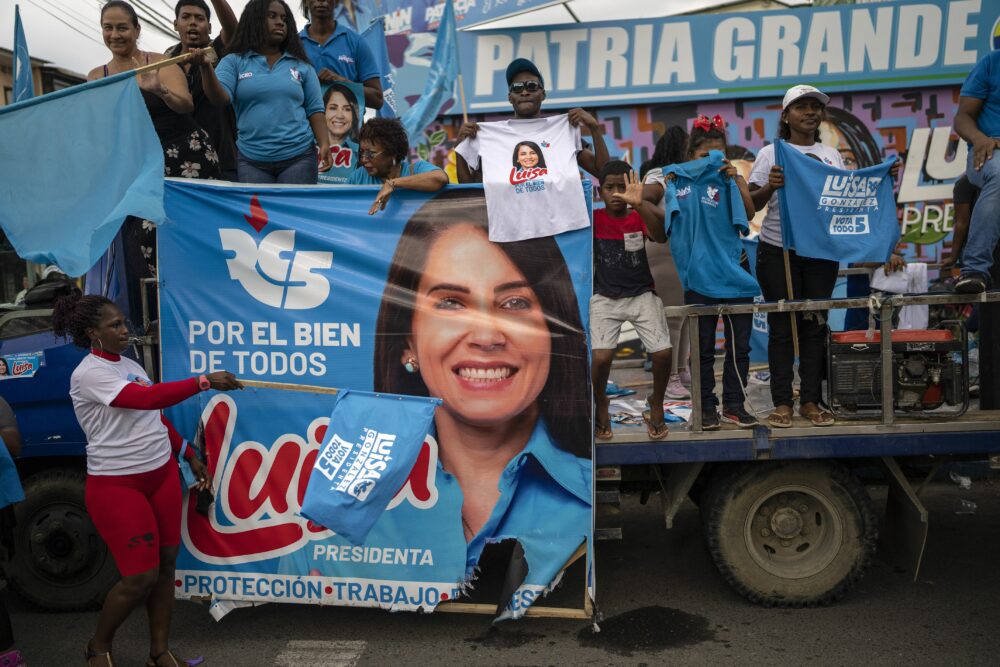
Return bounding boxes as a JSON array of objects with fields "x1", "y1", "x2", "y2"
[
  {"x1": 517, "y1": 144, "x2": 539, "y2": 169},
  {"x1": 405, "y1": 225, "x2": 551, "y2": 427},
  {"x1": 325, "y1": 91, "x2": 354, "y2": 144}
]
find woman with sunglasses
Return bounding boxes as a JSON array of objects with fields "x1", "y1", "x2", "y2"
[{"x1": 347, "y1": 118, "x2": 449, "y2": 215}]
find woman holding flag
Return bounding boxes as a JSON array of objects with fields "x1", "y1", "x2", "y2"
[
  {"x1": 748, "y1": 86, "x2": 845, "y2": 429},
  {"x1": 749, "y1": 86, "x2": 899, "y2": 428}
]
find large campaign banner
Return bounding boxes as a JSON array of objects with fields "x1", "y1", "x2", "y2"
[{"x1": 158, "y1": 181, "x2": 593, "y2": 619}]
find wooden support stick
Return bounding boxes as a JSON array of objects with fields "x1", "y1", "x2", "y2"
[
  {"x1": 782, "y1": 247, "x2": 801, "y2": 358},
  {"x1": 238, "y1": 379, "x2": 340, "y2": 395},
  {"x1": 457, "y1": 72, "x2": 469, "y2": 124},
  {"x1": 131, "y1": 46, "x2": 213, "y2": 75}
]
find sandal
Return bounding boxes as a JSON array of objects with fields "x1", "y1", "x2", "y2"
[
  {"x1": 641, "y1": 397, "x2": 669, "y2": 440},
  {"x1": 595, "y1": 421, "x2": 613, "y2": 440},
  {"x1": 801, "y1": 407, "x2": 835, "y2": 427},
  {"x1": 147, "y1": 650, "x2": 205, "y2": 667},
  {"x1": 85, "y1": 642, "x2": 114, "y2": 667},
  {"x1": 767, "y1": 409, "x2": 793, "y2": 429}
]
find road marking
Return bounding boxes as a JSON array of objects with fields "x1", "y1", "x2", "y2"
[{"x1": 273, "y1": 640, "x2": 366, "y2": 667}]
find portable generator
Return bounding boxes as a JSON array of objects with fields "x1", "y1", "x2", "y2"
[{"x1": 827, "y1": 324, "x2": 968, "y2": 418}]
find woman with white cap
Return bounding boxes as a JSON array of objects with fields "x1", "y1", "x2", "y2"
[{"x1": 747, "y1": 85, "x2": 843, "y2": 429}]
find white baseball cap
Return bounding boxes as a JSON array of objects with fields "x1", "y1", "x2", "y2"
[{"x1": 782, "y1": 85, "x2": 830, "y2": 109}]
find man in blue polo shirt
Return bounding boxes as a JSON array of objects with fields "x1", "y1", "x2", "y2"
[
  {"x1": 300, "y1": 0, "x2": 383, "y2": 110},
  {"x1": 955, "y1": 49, "x2": 1000, "y2": 293}
]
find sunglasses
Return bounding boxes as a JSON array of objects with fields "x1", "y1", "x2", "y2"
[
  {"x1": 358, "y1": 149, "x2": 384, "y2": 161},
  {"x1": 509, "y1": 81, "x2": 543, "y2": 94}
]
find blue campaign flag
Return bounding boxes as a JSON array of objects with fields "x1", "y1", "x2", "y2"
[
  {"x1": 776, "y1": 140, "x2": 898, "y2": 264},
  {"x1": 0, "y1": 73, "x2": 165, "y2": 277},
  {"x1": 400, "y1": 0, "x2": 458, "y2": 144},
  {"x1": 12, "y1": 5, "x2": 33, "y2": 102},
  {"x1": 301, "y1": 390, "x2": 441, "y2": 546},
  {"x1": 361, "y1": 17, "x2": 397, "y2": 119}
]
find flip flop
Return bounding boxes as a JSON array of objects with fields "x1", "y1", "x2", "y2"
[
  {"x1": 642, "y1": 398, "x2": 669, "y2": 440},
  {"x1": 767, "y1": 411, "x2": 793, "y2": 429},
  {"x1": 801, "y1": 408, "x2": 835, "y2": 427},
  {"x1": 146, "y1": 650, "x2": 205, "y2": 667},
  {"x1": 595, "y1": 421, "x2": 614, "y2": 440}
]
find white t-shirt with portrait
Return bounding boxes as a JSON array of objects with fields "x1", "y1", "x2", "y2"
[
  {"x1": 69, "y1": 354, "x2": 172, "y2": 475},
  {"x1": 456, "y1": 114, "x2": 590, "y2": 242},
  {"x1": 749, "y1": 142, "x2": 845, "y2": 248}
]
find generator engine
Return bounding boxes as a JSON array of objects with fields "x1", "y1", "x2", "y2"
[{"x1": 828, "y1": 328, "x2": 967, "y2": 416}]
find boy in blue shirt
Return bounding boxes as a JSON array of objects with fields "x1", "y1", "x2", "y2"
[{"x1": 591, "y1": 160, "x2": 671, "y2": 441}]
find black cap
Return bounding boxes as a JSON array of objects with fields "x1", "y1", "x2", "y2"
[{"x1": 505, "y1": 58, "x2": 544, "y2": 88}]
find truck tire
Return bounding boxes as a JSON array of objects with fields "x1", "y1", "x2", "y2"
[
  {"x1": 703, "y1": 461, "x2": 877, "y2": 607},
  {"x1": 6, "y1": 469, "x2": 119, "y2": 611}
]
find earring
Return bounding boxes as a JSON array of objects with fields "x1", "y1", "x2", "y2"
[{"x1": 404, "y1": 357, "x2": 418, "y2": 373}]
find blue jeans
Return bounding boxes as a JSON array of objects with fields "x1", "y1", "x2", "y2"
[
  {"x1": 237, "y1": 147, "x2": 318, "y2": 185},
  {"x1": 961, "y1": 144, "x2": 1000, "y2": 278},
  {"x1": 684, "y1": 290, "x2": 753, "y2": 410}
]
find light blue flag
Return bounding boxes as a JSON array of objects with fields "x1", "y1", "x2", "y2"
[
  {"x1": 400, "y1": 0, "x2": 458, "y2": 144},
  {"x1": 12, "y1": 5, "x2": 34, "y2": 102},
  {"x1": 361, "y1": 17, "x2": 397, "y2": 119},
  {"x1": 776, "y1": 140, "x2": 898, "y2": 264},
  {"x1": 0, "y1": 72, "x2": 165, "y2": 277},
  {"x1": 301, "y1": 389, "x2": 441, "y2": 546}
]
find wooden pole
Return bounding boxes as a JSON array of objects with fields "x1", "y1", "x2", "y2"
[
  {"x1": 238, "y1": 379, "x2": 340, "y2": 395},
  {"x1": 782, "y1": 248, "x2": 801, "y2": 358},
  {"x1": 456, "y1": 73, "x2": 469, "y2": 124},
  {"x1": 131, "y1": 46, "x2": 213, "y2": 75}
]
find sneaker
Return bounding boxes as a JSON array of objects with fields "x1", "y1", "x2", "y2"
[
  {"x1": 665, "y1": 374, "x2": 690, "y2": 399},
  {"x1": 749, "y1": 370, "x2": 771, "y2": 385},
  {"x1": 701, "y1": 410, "x2": 720, "y2": 431},
  {"x1": 955, "y1": 272, "x2": 988, "y2": 294},
  {"x1": 678, "y1": 368, "x2": 692, "y2": 387},
  {"x1": 722, "y1": 405, "x2": 758, "y2": 428}
]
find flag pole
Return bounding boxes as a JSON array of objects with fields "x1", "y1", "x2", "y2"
[
  {"x1": 131, "y1": 46, "x2": 214, "y2": 75},
  {"x1": 782, "y1": 249, "x2": 800, "y2": 358},
  {"x1": 239, "y1": 379, "x2": 340, "y2": 395},
  {"x1": 452, "y1": 1, "x2": 468, "y2": 124}
]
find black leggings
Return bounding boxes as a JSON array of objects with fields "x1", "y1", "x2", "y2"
[{"x1": 756, "y1": 242, "x2": 839, "y2": 408}]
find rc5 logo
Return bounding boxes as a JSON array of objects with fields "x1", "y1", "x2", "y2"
[{"x1": 219, "y1": 195, "x2": 333, "y2": 309}]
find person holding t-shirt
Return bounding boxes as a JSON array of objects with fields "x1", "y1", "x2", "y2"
[
  {"x1": 166, "y1": 0, "x2": 239, "y2": 179},
  {"x1": 454, "y1": 58, "x2": 608, "y2": 183},
  {"x1": 954, "y1": 49, "x2": 1000, "y2": 293},
  {"x1": 198, "y1": 0, "x2": 332, "y2": 183},
  {"x1": 299, "y1": 0, "x2": 383, "y2": 110},
  {"x1": 591, "y1": 160, "x2": 671, "y2": 441}
]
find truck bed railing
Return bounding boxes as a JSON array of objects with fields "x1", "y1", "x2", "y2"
[{"x1": 662, "y1": 291, "x2": 1000, "y2": 431}]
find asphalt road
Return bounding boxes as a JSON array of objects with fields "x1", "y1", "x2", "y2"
[{"x1": 10, "y1": 479, "x2": 999, "y2": 666}]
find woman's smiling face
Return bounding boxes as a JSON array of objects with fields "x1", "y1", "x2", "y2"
[
  {"x1": 404, "y1": 225, "x2": 551, "y2": 427},
  {"x1": 517, "y1": 145, "x2": 539, "y2": 169},
  {"x1": 325, "y1": 90, "x2": 353, "y2": 143}
]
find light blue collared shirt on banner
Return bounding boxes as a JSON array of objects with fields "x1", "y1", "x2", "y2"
[
  {"x1": 299, "y1": 23, "x2": 381, "y2": 84},
  {"x1": 346, "y1": 158, "x2": 441, "y2": 184},
  {"x1": 215, "y1": 51, "x2": 324, "y2": 162},
  {"x1": 961, "y1": 50, "x2": 1000, "y2": 140}
]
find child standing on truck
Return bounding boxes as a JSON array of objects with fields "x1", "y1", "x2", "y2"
[
  {"x1": 644, "y1": 116, "x2": 760, "y2": 430},
  {"x1": 591, "y1": 160, "x2": 672, "y2": 440}
]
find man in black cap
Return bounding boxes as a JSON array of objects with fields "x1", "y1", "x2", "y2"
[{"x1": 455, "y1": 58, "x2": 609, "y2": 183}]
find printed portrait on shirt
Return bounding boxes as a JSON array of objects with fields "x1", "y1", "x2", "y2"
[{"x1": 509, "y1": 140, "x2": 550, "y2": 193}]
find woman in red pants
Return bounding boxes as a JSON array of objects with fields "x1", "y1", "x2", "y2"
[{"x1": 53, "y1": 293, "x2": 242, "y2": 667}]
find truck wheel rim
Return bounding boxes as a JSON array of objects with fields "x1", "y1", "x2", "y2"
[
  {"x1": 742, "y1": 485, "x2": 845, "y2": 579},
  {"x1": 27, "y1": 502, "x2": 99, "y2": 582}
]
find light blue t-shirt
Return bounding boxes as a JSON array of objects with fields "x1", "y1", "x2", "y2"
[
  {"x1": 346, "y1": 158, "x2": 441, "y2": 185},
  {"x1": 215, "y1": 51, "x2": 324, "y2": 163},
  {"x1": 960, "y1": 50, "x2": 1000, "y2": 140},
  {"x1": 299, "y1": 22, "x2": 380, "y2": 83},
  {"x1": 661, "y1": 150, "x2": 760, "y2": 299}
]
